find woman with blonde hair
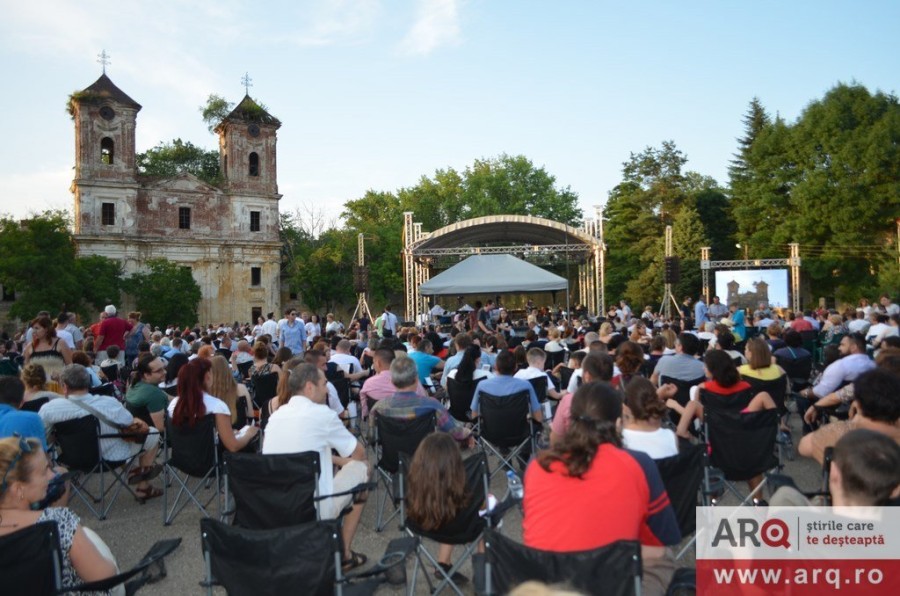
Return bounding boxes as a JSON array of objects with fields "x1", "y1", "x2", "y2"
[
  {"x1": 208, "y1": 355, "x2": 253, "y2": 428},
  {"x1": 19, "y1": 363, "x2": 63, "y2": 412}
]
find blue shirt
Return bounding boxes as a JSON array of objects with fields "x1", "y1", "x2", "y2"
[
  {"x1": 0, "y1": 404, "x2": 48, "y2": 449},
  {"x1": 732, "y1": 310, "x2": 747, "y2": 340},
  {"x1": 440, "y1": 351, "x2": 465, "y2": 388},
  {"x1": 694, "y1": 301, "x2": 709, "y2": 328},
  {"x1": 471, "y1": 375, "x2": 540, "y2": 415},
  {"x1": 280, "y1": 320, "x2": 307, "y2": 355},
  {"x1": 408, "y1": 351, "x2": 442, "y2": 385}
]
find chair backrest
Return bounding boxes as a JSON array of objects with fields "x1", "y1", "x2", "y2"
[
  {"x1": 655, "y1": 443, "x2": 705, "y2": 537},
  {"x1": 125, "y1": 401, "x2": 154, "y2": 427},
  {"x1": 375, "y1": 411, "x2": 436, "y2": 474},
  {"x1": 660, "y1": 376, "x2": 705, "y2": 408},
  {"x1": 405, "y1": 451, "x2": 489, "y2": 544},
  {"x1": 701, "y1": 390, "x2": 778, "y2": 481},
  {"x1": 0, "y1": 521, "x2": 62, "y2": 596},
  {"x1": 53, "y1": 415, "x2": 103, "y2": 471},
  {"x1": 559, "y1": 366, "x2": 575, "y2": 392},
  {"x1": 251, "y1": 372, "x2": 279, "y2": 409},
  {"x1": 775, "y1": 354, "x2": 813, "y2": 389},
  {"x1": 481, "y1": 530, "x2": 641, "y2": 596},
  {"x1": 19, "y1": 397, "x2": 49, "y2": 413},
  {"x1": 799, "y1": 330, "x2": 818, "y2": 352},
  {"x1": 478, "y1": 390, "x2": 532, "y2": 447},
  {"x1": 237, "y1": 360, "x2": 254, "y2": 379},
  {"x1": 201, "y1": 517, "x2": 339, "y2": 596},
  {"x1": 225, "y1": 451, "x2": 320, "y2": 529},
  {"x1": 544, "y1": 350, "x2": 567, "y2": 370},
  {"x1": 744, "y1": 374, "x2": 788, "y2": 415},
  {"x1": 163, "y1": 384, "x2": 179, "y2": 397},
  {"x1": 528, "y1": 376, "x2": 548, "y2": 403},
  {"x1": 330, "y1": 375, "x2": 352, "y2": 409},
  {"x1": 215, "y1": 349, "x2": 233, "y2": 361},
  {"x1": 166, "y1": 415, "x2": 219, "y2": 477},
  {"x1": 447, "y1": 376, "x2": 483, "y2": 422}
]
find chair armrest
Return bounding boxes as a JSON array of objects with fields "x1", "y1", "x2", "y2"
[
  {"x1": 313, "y1": 481, "x2": 377, "y2": 503},
  {"x1": 61, "y1": 538, "x2": 182, "y2": 594}
]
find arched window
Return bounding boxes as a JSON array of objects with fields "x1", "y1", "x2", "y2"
[
  {"x1": 249, "y1": 152, "x2": 259, "y2": 177},
  {"x1": 101, "y1": 137, "x2": 114, "y2": 165}
]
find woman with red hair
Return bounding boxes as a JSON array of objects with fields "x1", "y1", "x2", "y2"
[{"x1": 167, "y1": 358, "x2": 258, "y2": 451}]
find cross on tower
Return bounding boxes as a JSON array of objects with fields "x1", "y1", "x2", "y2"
[
  {"x1": 97, "y1": 50, "x2": 111, "y2": 74},
  {"x1": 241, "y1": 72, "x2": 253, "y2": 95}
]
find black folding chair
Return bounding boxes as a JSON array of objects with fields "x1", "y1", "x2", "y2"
[
  {"x1": 447, "y1": 376, "x2": 483, "y2": 423},
  {"x1": 476, "y1": 530, "x2": 642, "y2": 596},
  {"x1": 52, "y1": 415, "x2": 143, "y2": 520},
  {"x1": 405, "y1": 451, "x2": 490, "y2": 596},
  {"x1": 1, "y1": 520, "x2": 181, "y2": 596},
  {"x1": 528, "y1": 376, "x2": 549, "y2": 403},
  {"x1": 701, "y1": 387, "x2": 781, "y2": 506},
  {"x1": 661, "y1": 376, "x2": 705, "y2": 427},
  {"x1": 236, "y1": 360, "x2": 254, "y2": 380},
  {"x1": 20, "y1": 396, "x2": 49, "y2": 413},
  {"x1": 162, "y1": 415, "x2": 226, "y2": 525},
  {"x1": 372, "y1": 411, "x2": 436, "y2": 532},
  {"x1": 544, "y1": 349, "x2": 567, "y2": 371},
  {"x1": 655, "y1": 443, "x2": 705, "y2": 560},
  {"x1": 476, "y1": 390, "x2": 537, "y2": 479}
]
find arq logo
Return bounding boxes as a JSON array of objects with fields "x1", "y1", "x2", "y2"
[{"x1": 711, "y1": 517, "x2": 791, "y2": 549}]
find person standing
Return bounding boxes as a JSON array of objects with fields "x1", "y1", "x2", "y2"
[
  {"x1": 94, "y1": 305, "x2": 132, "y2": 366},
  {"x1": 279, "y1": 310, "x2": 307, "y2": 356},
  {"x1": 693, "y1": 296, "x2": 708, "y2": 330},
  {"x1": 381, "y1": 305, "x2": 399, "y2": 338},
  {"x1": 708, "y1": 296, "x2": 728, "y2": 323}
]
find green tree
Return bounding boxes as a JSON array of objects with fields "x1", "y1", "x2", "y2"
[
  {"x1": 200, "y1": 94, "x2": 234, "y2": 133},
  {"x1": 136, "y1": 139, "x2": 221, "y2": 186},
  {"x1": 729, "y1": 97, "x2": 771, "y2": 190},
  {"x1": 74, "y1": 255, "x2": 123, "y2": 315},
  {"x1": 671, "y1": 205, "x2": 709, "y2": 299},
  {"x1": 0, "y1": 211, "x2": 81, "y2": 319},
  {"x1": 342, "y1": 191, "x2": 405, "y2": 307},
  {"x1": 126, "y1": 259, "x2": 201, "y2": 328}
]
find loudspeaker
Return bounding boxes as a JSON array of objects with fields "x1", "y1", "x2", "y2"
[
  {"x1": 664, "y1": 256, "x2": 681, "y2": 284},
  {"x1": 353, "y1": 266, "x2": 369, "y2": 293}
]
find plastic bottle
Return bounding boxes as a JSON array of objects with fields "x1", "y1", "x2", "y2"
[{"x1": 506, "y1": 470, "x2": 524, "y2": 500}]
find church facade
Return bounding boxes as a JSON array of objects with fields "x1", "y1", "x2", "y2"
[{"x1": 69, "y1": 74, "x2": 282, "y2": 325}]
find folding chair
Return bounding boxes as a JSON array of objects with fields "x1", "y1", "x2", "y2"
[
  {"x1": 20, "y1": 396, "x2": 49, "y2": 413},
  {"x1": 236, "y1": 360, "x2": 254, "y2": 380},
  {"x1": 1, "y1": 520, "x2": 181, "y2": 596},
  {"x1": 251, "y1": 371, "x2": 279, "y2": 429},
  {"x1": 477, "y1": 530, "x2": 642, "y2": 596},
  {"x1": 52, "y1": 415, "x2": 143, "y2": 520},
  {"x1": 372, "y1": 411, "x2": 436, "y2": 532},
  {"x1": 446, "y1": 376, "x2": 483, "y2": 423},
  {"x1": 200, "y1": 517, "x2": 414, "y2": 596},
  {"x1": 162, "y1": 415, "x2": 226, "y2": 525},
  {"x1": 528, "y1": 376, "x2": 548, "y2": 403},
  {"x1": 405, "y1": 451, "x2": 490, "y2": 596},
  {"x1": 476, "y1": 390, "x2": 537, "y2": 479},
  {"x1": 655, "y1": 443, "x2": 705, "y2": 559},
  {"x1": 700, "y1": 388, "x2": 781, "y2": 506},
  {"x1": 661, "y1": 376, "x2": 705, "y2": 427},
  {"x1": 544, "y1": 349, "x2": 567, "y2": 371},
  {"x1": 745, "y1": 374, "x2": 793, "y2": 459}
]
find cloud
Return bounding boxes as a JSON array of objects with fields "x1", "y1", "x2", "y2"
[
  {"x1": 399, "y1": 0, "x2": 461, "y2": 56},
  {"x1": 281, "y1": 0, "x2": 382, "y2": 47}
]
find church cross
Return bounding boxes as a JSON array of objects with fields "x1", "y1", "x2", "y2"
[
  {"x1": 97, "y1": 50, "x2": 111, "y2": 74},
  {"x1": 241, "y1": 72, "x2": 253, "y2": 95}
]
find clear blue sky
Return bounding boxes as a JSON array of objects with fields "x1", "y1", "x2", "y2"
[{"x1": 1, "y1": 1, "x2": 897, "y2": 228}]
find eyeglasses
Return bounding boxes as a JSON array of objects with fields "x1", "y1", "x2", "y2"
[{"x1": 1, "y1": 434, "x2": 34, "y2": 493}]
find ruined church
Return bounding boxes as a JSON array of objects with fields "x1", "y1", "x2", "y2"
[{"x1": 69, "y1": 73, "x2": 282, "y2": 324}]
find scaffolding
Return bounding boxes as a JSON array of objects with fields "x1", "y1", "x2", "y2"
[{"x1": 700, "y1": 243, "x2": 802, "y2": 312}]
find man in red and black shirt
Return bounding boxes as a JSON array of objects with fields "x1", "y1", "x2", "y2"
[{"x1": 95, "y1": 305, "x2": 132, "y2": 366}]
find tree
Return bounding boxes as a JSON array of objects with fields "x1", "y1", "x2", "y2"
[
  {"x1": 671, "y1": 205, "x2": 709, "y2": 300},
  {"x1": 729, "y1": 97, "x2": 771, "y2": 188},
  {"x1": 342, "y1": 191, "x2": 405, "y2": 307},
  {"x1": 0, "y1": 211, "x2": 81, "y2": 320},
  {"x1": 200, "y1": 94, "x2": 234, "y2": 133},
  {"x1": 125, "y1": 259, "x2": 201, "y2": 328},
  {"x1": 136, "y1": 139, "x2": 221, "y2": 186},
  {"x1": 74, "y1": 255, "x2": 123, "y2": 315}
]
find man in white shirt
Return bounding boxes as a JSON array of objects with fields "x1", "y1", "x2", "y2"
[
  {"x1": 514, "y1": 348, "x2": 563, "y2": 400},
  {"x1": 381, "y1": 305, "x2": 399, "y2": 338},
  {"x1": 880, "y1": 294, "x2": 899, "y2": 316},
  {"x1": 847, "y1": 310, "x2": 870, "y2": 335},
  {"x1": 54, "y1": 313, "x2": 76, "y2": 350},
  {"x1": 263, "y1": 363, "x2": 369, "y2": 570},
  {"x1": 261, "y1": 312, "x2": 278, "y2": 339}
]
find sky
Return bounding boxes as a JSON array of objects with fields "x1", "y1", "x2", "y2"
[{"x1": 1, "y1": 0, "x2": 897, "y2": 230}]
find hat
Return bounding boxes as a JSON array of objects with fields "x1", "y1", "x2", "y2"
[
  {"x1": 720, "y1": 318, "x2": 735, "y2": 327},
  {"x1": 104, "y1": 305, "x2": 117, "y2": 316}
]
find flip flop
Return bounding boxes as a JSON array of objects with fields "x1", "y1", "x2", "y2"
[
  {"x1": 134, "y1": 485, "x2": 163, "y2": 502},
  {"x1": 341, "y1": 551, "x2": 367, "y2": 572},
  {"x1": 128, "y1": 464, "x2": 162, "y2": 485}
]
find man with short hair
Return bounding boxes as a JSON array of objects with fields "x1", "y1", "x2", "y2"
[
  {"x1": 471, "y1": 351, "x2": 543, "y2": 422},
  {"x1": 514, "y1": 348, "x2": 563, "y2": 400},
  {"x1": 439, "y1": 333, "x2": 473, "y2": 388},
  {"x1": 0, "y1": 377, "x2": 47, "y2": 448},
  {"x1": 95, "y1": 305, "x2": 132, "y2": 366},
  {"x1": 708, "y1": 296, "x2": 728, "y2": 323},
  {"x1": 798, "y1": 333, "x2": 875, "y2": 405},
  {"x1": 54, "y1": 313, "x2": 76, "y2": 350},
  {"x1": 359, "y1": 348, "x2": 426, "y2": 418},
  {"x1": 263, "y1": 363, "x2": 370, "y2": 571},
  {"x1": 693, "y1": 296, "x2": 708, "y2": 330},
  {"x1": 847, "y1": 309, "x2": 870, "y2": 335},
  {"x1": 330, "y1": 339, "x2": 365, "y2": 379},
  {"x1": 650, "y1": 333, "x2": 705, "y2": 386},
  {"x1": 381, "y1": 305, "x2": 399, "y2": 338},
  {"x1": 124, "y1": 355, "x2": 169, "y2": 432},
  {"x1": 830, "y1": 429, "x2": 900, "y2": 506},
  {"x1": 261, "y1": 312, "x2": 278, "y2": 340},
  {"x1": 371, "y1": 356, "x2": 472, "y2": 444},
  {"x1": 407, "y1": 338, "x2": 444, "y2": 386},
  {"x1": 40, "y1": 364, "x2": 161, "y2": 497},
  {"x1": 279, "y1": 309, "x2": 307, "y2": 356},
  {"x1": 880, "y1": 294, "x2": 899, "y2": 317}
]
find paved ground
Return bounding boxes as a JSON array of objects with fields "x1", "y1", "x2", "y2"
[{"x1": 75, "y1": 412, "x2": 822, "y2": 596}]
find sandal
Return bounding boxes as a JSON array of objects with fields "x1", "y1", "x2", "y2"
[
  {"x1": 128, "y1": 464, "x2": 162, "y2": 485},
  {"x1": 341, "y1": 551, "x2": 367, "y2": 572},
  {"x1": 134, "y1": 485, "x2": 163, "y2": 502}
]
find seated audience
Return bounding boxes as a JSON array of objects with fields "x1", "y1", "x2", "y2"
[{"x1": 622, "y1": 377, "x2": 678, "y2": 459}]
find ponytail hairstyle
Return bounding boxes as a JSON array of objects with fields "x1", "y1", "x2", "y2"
[
  {"x1": 455, "y1": 345, "x2": 482, "y2": 383},
  {"x1": 624, "y1": 377, "x2": 668, "y2": 422},
  {"x1": 538, "y1": 382, "x2": 623, "y2": 478}
]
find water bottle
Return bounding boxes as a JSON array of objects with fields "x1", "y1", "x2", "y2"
[{"x1": 506, "y1": 470, "x2": 524, "y2": 500}]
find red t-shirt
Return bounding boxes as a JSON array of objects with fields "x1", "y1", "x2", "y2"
[
  {"x1": 523, "y1": 443, "x2": 680, "y2": 552},
  {"x1": 789, "y1": 318, "x2": 814, "y2": 332},
  {"x1": 96, "y1": 316, "x2": 133, "y2": 351}
]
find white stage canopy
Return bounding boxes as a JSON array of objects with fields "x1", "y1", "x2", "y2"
[{"x1": 419, "y1": 254, "x2": 568, "y2": 296}]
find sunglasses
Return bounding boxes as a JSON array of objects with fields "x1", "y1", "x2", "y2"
[{"x1": 1, "y1": 434, "x2": 35, "y2": 493}]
